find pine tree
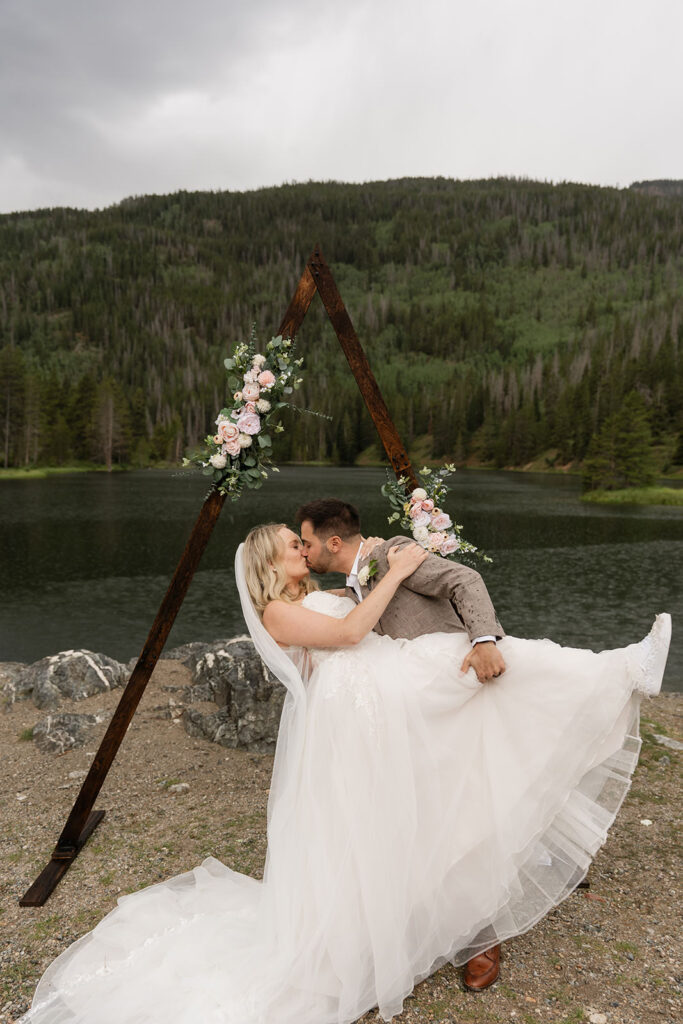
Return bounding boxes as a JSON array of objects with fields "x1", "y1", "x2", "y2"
[{"x1": 582, "y1": 392, "x2": 657, "y2": 490}]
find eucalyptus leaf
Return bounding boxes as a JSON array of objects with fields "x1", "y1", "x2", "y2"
[
  {"x1": 223, "y1": 357, "x2": 235, "y2": 369},
  {"x1": 257, "y1": 434, "x2": 271, "y2": 448}
]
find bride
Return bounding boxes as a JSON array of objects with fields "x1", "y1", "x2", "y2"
[{"x1": 21, "y1": 522, "x2": 671, "y2": 1024}]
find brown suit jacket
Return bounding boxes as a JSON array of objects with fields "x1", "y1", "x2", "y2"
[{"x1": 345, "y1": 536, "x2": 504, "y2": 642}]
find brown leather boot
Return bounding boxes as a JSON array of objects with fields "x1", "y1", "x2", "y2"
[{"x1": 463, "y1": 943, "x2": 501, "y2": 991}]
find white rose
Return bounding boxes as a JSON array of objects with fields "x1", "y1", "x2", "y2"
[
  {"x1": 253, "y1": 354, "x2": 266, "y2": 367},
  {"x1": 357, "y1": 566, "x2": 370, "y2": 586},
  {"x1": 411, "y1": 487, "x2": 428, "y2": 501},
  {"x1": 239, "y1": 433, "x2": 252, "y2": 448},
  {"x1": 256, "y1": 398, "x2": 271, "y2": 413},
  {"x1": 209, "y1": 453, "x2": 227, "y2": 469},
  {"x1": 242, "y1": 381, "x2": 260, "y2": 403}
]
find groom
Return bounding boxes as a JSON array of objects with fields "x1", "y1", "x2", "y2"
[{"x1": 296, "y1": 497, "x2": 506, "y2": 991}]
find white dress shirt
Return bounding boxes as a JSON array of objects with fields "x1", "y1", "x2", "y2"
[
  {"x1": 345, "y1": 543, "x2": 364, "y2": 602},
  {"x1": 346, "y1": 541, "x2": 496, "y2": 647}
]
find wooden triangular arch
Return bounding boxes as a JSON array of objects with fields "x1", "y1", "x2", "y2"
[{"x1": 20, "y1": 246, "x2": 417, "y2": 906}]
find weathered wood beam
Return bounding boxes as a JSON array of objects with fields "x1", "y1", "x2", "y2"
[{"x1": 308, "y1": 247, "x2": 417, "y2": 489}]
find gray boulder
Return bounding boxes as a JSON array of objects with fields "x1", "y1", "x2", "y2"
[
  {"x1": 0, "y1": 662, "x2": 29, "y2": 705},
  {"x1": 14, "y1": 650, "x2": 128, "y2": 709},
  {"x1": 182, "y1": 637, "x2": 285, "y2": 753},
  {"x1": 33, "y1": 711, "x2": 110, "y2": 754},
  {"x1": 165, "y1": 638, "x2": 246, "y2": 677}
]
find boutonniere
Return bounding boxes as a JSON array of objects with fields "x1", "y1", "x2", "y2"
[{"x1": 357, "y1": 559, "x2": 378, "y2": 587}]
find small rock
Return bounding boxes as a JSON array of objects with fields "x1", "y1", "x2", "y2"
[
  {"x1": 588, "y1": 1014, "x2": 607, "y2": 1024},
  {"x1": 652, "y1": 733, "x2": 683, "y2": 751},
  {"x1": 626, "y1": 951, "x2": 634, "y2": 960},
  {"x1": 658, "y1": 754, "x2": 671, "y2": 765},
  {"x1": 640, "y1": 818, "x2": 653, "y2": 826},
  {"x1": 167, "y1": 783, "x2": 190, "y2": 795}
]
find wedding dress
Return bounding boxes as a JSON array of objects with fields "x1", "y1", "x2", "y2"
[{"x1": 20, "y1": 546, "x2": 671, "y2": 1024}]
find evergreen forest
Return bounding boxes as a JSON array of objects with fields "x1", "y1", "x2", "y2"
[{"x1": 1, "y1": 177, "x2": 682, "y2": 484}]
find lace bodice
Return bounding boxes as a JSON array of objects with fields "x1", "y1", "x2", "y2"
[{"x1": 302, "y1": 590, "x2": 356, "y2": 618}]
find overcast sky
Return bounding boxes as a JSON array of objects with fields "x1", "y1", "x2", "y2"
[{"x1": 0, "y1": 0, "x2": 681, "y2": 213}]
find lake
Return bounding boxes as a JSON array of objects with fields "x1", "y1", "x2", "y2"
[{"x1": 0, "y1": 467, "x2": 681, "y2": 690}]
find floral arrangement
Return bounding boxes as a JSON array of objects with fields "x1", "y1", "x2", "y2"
[
  {"x1": 381, "y1": 464, "x2": 491, "y2": 566},
  {"x1": 184, "y1": 335, "x2": 303, "y2": 498}
]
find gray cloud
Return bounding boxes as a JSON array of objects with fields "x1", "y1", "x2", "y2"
[{"x1": 0, "y1": 0, "x2": 681, "y2": 212}]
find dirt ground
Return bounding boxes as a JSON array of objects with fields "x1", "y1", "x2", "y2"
[{"x1": 1, "y1": 662, "x2": 680, "y2": 1024}]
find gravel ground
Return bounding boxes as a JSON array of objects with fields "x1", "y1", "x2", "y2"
[{"x1": 1, "y1": 663, "x2": 680, "y2": 1024}]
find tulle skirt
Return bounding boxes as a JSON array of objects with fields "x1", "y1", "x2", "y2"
[{"x1": 22, "y1": 629, "x2": 651, "y2": 1023}]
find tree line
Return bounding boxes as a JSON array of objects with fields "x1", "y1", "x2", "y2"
[{"x1": 1, "y1": 177, "x2": 681, "y2": 486}]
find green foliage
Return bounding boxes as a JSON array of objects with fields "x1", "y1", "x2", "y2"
[
  {"x1": 0, "y1": 178, "x2": 681, "y2": 471},
  {"x1": 582, "y1": 392, "x2": 658, "y2": 490}
]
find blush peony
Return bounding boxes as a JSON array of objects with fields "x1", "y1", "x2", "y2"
[
  {"x1": 257, "y1": 370, "x2": 276, "y2": 389},
  {"x1": 242, "y1": 382, "x2": 260, "y2": 402},
  {"x1": 236, "y1": 409, "x2": 261, "y2": 435}
]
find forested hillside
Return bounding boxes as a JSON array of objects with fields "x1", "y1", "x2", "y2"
[{"x1": 1, "y1": 177, "x2": 681, "y2": 475}]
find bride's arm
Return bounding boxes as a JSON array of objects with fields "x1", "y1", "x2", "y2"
[{"x1": 263, "y1": 544, "x2": 427, "y2": 648}]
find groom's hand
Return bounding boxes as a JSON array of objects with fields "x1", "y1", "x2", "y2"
[{"x1": 461, "y1": 641, "x2": 506, "y2": 683}]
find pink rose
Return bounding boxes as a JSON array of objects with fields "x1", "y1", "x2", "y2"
[
  {"x1": 236, "y1": 408, "x2": 261, "y2": 435},
  {"x1": 431, "y1": 512, "x2": 452, "y2": 531},
  {"x1": 421, "y1": 499, "x2": 434, "y2": 512},
  {"x1": 224, "y1": 437, "x2": 241, "y2": 458},
  {"x1": 257, "y1": 370, "x2": 276, "y2": 389},
  {"x1": 427, "y1": 531, "x2": 447, "y2": 552},
  {"x1": 242, "y1": 381, "x2": 260, "y2": 402},
  {"x1": 440, "y1": 535, "x2": 460, "y2": 556},
  {"x1": 409, "y1": 503, "x2": 424, "y2": 519},
  {"x1": 218, "y1": 420, "x2": 240, "y2": 445}
]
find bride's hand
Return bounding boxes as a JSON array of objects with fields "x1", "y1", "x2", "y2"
[
  {"x1": 360, "y1": 536, "x2": 384, "y2": 559},
  {"x1": 387, "y1": 542, "x2": 428, "y2": 581}
]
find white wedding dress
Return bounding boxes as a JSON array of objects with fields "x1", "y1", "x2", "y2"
[{"x1": 21, "y1": 550, "x2": 671, "y2": 1024}]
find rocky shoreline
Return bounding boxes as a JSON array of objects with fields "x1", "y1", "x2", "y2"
[{"x1": 1, "y1": 646, "x2": 680, "y2": 1024}]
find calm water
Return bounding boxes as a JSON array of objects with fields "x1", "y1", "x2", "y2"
[{"x1": 0, "y1": 468, "x2": 681, "y2": 690}]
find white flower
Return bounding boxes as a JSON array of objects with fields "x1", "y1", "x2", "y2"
[
  {"x1": 233, "y1": 391, "x2": 242, "y2": 402},
  {"x1": 239, "y1": 433, "x2": 252, "y2": 448},
  {"x1": 411, "y1": 487, "x2": 428, "y2": 501},
  {"x1": 357, "y1": 566, "x2": 370, "y2": 586},
  {"x1": 256, "y1": 398, "x2": 271, "y2": 413},
  {"x1": 209, "y1": 453, "x2": 227, "y2": 469},
  {"x1": 412, "y1": 525, "x2": 430, "y2": 544},
  {"x1": 253, "y1": 353, "x2": 266, "y2": 366}
]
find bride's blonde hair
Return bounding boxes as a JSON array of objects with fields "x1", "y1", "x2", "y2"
[{"x1": 243, "y1": 523, "x2": 317, "y2": 617}]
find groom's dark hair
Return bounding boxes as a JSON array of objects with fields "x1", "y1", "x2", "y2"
[{"x1": 296, "y1": 498, "x2": 361, "y2": 541}]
